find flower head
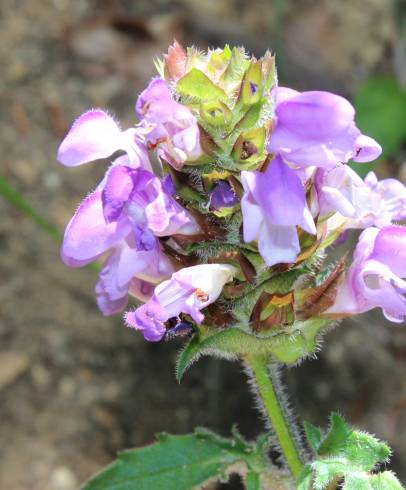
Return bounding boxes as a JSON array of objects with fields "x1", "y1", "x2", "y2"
[{"x1": 57, "y1": 42, "x2": 402, "y2": 344}]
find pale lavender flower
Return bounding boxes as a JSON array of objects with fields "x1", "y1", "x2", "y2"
[
  {"x1": 95, "y1": 238, "x2": 173, "y2": 315},
  {"x1": 327, "y1": 226, "x2": 406, "y2": 322},
  {"x1": 316, "y1": 166, "x2": 406, "y2": 228},
  {"x1": 57, "y1": 109, "x2": 151, "y2": 170},
  {"x1": 125, "y1": 264, "x2": 237, "y2": 341},
  {"x1": 61, "y1": 160, "x2": 199, "y2": 315},
  {"x1": 136, "y1": 78, "x2": 202, "y2": 169},
  {"x1": 241, "y1": 156, "x2": 316, "y2": 267},
  {"x1": 268, "y1": 87, "x2": 382, "y2": 169}
]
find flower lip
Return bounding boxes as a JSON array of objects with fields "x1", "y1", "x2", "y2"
[
  {"x1": 268, "y1": 87, "x2": 382, "y2": 169},
  {"x1": 327, "y1": 225, "x2": 406, "y2": 323}
]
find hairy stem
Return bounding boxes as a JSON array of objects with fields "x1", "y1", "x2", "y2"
[{"x1": 244, "y1": 354, "x2": 303, "y2": 479}]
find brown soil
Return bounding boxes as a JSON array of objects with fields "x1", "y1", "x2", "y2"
[{"x1": 0, "y1": 1, "x2": 405, "y2": 488}]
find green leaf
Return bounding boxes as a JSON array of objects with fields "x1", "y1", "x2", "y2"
[
  {"x1": 176, "y1": 318, "x2": 331, "y2": 381},
  {"x1": 369, "y1": 471, "x2": 404, "y2": 490},
  {"x1": 82, "y1": 428, "x2": 288, "y2": 490},
  {"x1": 343, "y1": 473, "x2": 373, "y2": 490},
  {"x1": 318, "y1": 412, "x2": 351, "y2": 456},
  {"x1": 351, "y1": 78, "x2": 406, "y2": 177},
  {"x1": 301, "y1": 413, "x2": 404, "y2": 490},
  {"x1": 312, "y1": 458, "x2": 349, "y2": 489},
  {"x1": 244, "y1": 471, "x2": 261, "y2": 490},
  {"x1": 177, "y1": 68, "x2": 227, "y2": 101},
  {"x1": 304, "y1": 421, "x2": 322, "y2": 453},
  {"x1": 83, "y1": 430, "x2": 250, "y2": 490},
  {"x1": 344, "y1": 431, "x2": 391, "y2": 471},
  {"x1": 297, "y1": 466, "x2": 313, "y2": 490}
]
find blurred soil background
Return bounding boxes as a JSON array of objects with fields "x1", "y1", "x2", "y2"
[{"x1": 1, "y1": 0, "x2": 406, "y2": 488}]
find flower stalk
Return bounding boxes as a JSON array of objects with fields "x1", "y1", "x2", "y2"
[{"x1": 244, "y1": 354, "x2": 303, "y2": 479}]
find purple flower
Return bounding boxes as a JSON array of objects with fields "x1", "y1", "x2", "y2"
[
  {"x1": 241, "y1": 156, "x2": 316, "y2": 267},
  {"x1": 327, "y1": 226, "x2": 406, "y2": 322},
  {"x1": 61, "y1": 187, "x2": 172, "y2": 314},
  {"x1": 316, "y1": 166, "x2": 406, "y2": 228},
  {"x1": 57, "y1": 110, "x2": 151, "y2": 170},
  {"x1": 268, "y1": 87, "x2": 382, "y2": 169},
  {"x1": 210, "y1": 181, "x2": 237, "y2": 210},
  {"x1": 101, "y1": 163, "x2": 200, "y2": 236},
  {"x1": 136, "y1": 78, "x2": 202, "y2": 169},
  {"x1": 125, "y1": 264, "x2": 237, "y2": 341},
  {"x1": 61, "y1": 160, "x2": 200, "y2": 315},
  {"x1": 95, "y1": 237, "x2": 173, "y2": 315}
]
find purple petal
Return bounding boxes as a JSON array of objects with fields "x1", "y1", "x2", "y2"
[
  {"x1": 273, "y1": 87, "x2": 299, "y2": 105},
  {"x1": 61, "y1": 190, "x2": 131, "y2": 267},
  {"x1": 125, "y1": 300, "x2": 167, "y2": 342},
  {"x1": 258, "y1": 223, "x2": 300, "y2": 267},
  {"x1": 353, "y1": 135, "x2": 382, "y2": 162},
  {"x1": 321, "y1": 186, "x2": 356, "y2": 217},
  {"x1": 328, "y1": 225, "x2": 406, "y2": 322},
  {"x1": 144, "y1": 181, "x2": 200, "y2": 236},
  {"x1": 95, "y1": 254, "x2": 129, "y2": 316},
  {"x1": 134, "y1": 225, "x2": 156, "y2": 252},
  {"x1": 153, "y1": 279, "x2": 200, "y2": 321},
  {"x1": 258, "y1": 156, "x2": 305, "y2": 226},
  {"x1": 136, "y1": 78, "x2": 202, "y2": 169},
  {"x1": 275, "y1": 90, "x2": 355, "y2": 140},
  {"x1": 210, "y1": 181, "x2": 237, "y2": 209},
  {"x1": 240, "y1": 193, "x2": 264, "y2": 243},
  {"x1": 57, "y1": 110, "x2": 122, "y2": 167},
  {"x1": 135, "y1": 78, "x2": 172, "y2": 119},
  {"x1": 301, "y1": 206, "x2": 317, "y2": 235},
  {"x1": 371, "y1": 226, "x2": 406, "y2": 277},
  {"x1": 353, "y1": 227, "x2": 380, "y2": 261},
  {"x1": 162, "y1": 174, "x2": 176, "y2": 195},
  {"x1": 375, "y1": 177, "x2": 406, "y2": 221},
  {"x1": 268, "y1": 88, "x2": 373, "y2": 168},
  {"x1": 128, "y1": 278, "x2": 155, "y2": 302},
  {"x1": 96, "y1": 291, "x2": 129, "y2": 316},
  {"x1": 102, "y1": 165, "x2": 135, "y2": 223},
  {"x1": 358, "y1": 260, "x2": 406, "y2": 322}
]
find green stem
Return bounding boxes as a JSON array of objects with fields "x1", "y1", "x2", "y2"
[
  {"x1": 244, "y1": 354, "x2": 303, "y2": 479},
  {"x1": 0, "y1": 174, "x2": 100, "y2": 272},
  {"x1": 0, "y1": 174, "x2": 60, "y2": 242}
]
